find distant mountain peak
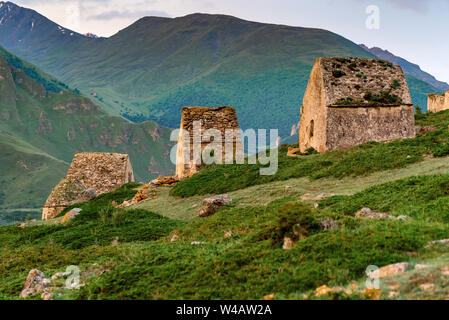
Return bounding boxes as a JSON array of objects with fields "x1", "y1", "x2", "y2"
[
  {"x1": 0, "y1": 1, "x2": 84, "y2": 55},
  {"x1": 360, "y1": 44, "x2": 449, "y2": 92}
]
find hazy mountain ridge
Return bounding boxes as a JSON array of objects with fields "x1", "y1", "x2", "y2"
[{"x1": 360, "y1": 44, "x2": 449, "y2": 92}]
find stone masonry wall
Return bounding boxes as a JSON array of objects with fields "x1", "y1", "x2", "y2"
[
  {"x1": 176, "y1": 106, "x2": 243, "y2": 179},
  {"x1": 299, "y1": 61, "x2": 327, "y2": 153},
  {"x1": 428, "y1": 90, "x2": 449, "y2": 113},
  {"x1": 325, "y1": 105, "x2": 416, "y2": 151}
]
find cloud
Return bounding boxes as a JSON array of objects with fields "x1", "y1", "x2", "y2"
[
  {"x1": 352, "y1": 0, "x2": 449, "y2": 13},
  {"x1": 387, "y1": 0, "x2": 433, "y2": 12},
  {"x1": 87, "y1": 9, "x2": 171, "y2": 20}
]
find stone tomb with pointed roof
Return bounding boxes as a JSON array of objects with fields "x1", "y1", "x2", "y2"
[
  {"x1": 428, "y1": 89, "x2": 449, "y2": 113},
  {"x1": 299, "y1": 57, "x2": 416, "y2": 153},
  {"x1": 42, "y1": 152, "x2": 135, "y2": 220}
]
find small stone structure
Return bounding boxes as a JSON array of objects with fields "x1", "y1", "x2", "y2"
[
  {"x1": 299, "y1": 57, "x2": 416, "y2": 153},
  {"x1": 42, "y1": 152, "x2": 135, "y2": 220},
  {"x1": 428, "y1": 89, "x2": 449, "y2": 113},
  {"x1": 175, "y1": 106, "x2": 243, "y2": 179}
]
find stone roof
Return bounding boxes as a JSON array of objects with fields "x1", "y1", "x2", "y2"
[
  {"x1": 64, "y1": 152, "x2": 132, "y2": 195},
  {"x1": 180, "y1": 106, "x2": 240, "y2": 130},
  {"x1": 318, "y1": 57, "x2": 413, "y2": 107},
  {"x1": 43, "y1": 152, "x2": 134, "y2": 213},
  {"x1": 428, "y1": 89, "x2": 449, "y2": 98}
]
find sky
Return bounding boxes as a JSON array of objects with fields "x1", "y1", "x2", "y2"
[{"x1": 13, "y1": 0, "x2": 449, "y2": 83}]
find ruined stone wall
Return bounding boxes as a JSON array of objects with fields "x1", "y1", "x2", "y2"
[
  {"x1": 325, "y1": 105, "x2": 416, "y2": 151},
  {"x1": 428, "y1": 90, "x2": 449, "y2": 113},
  {"x1": 176, "y1": 106, "x2": 243, "y2": 179},
  {"x1": 42, "y1": 152, "x2": 135, "y2": 220},
  {"x1": 299, "y1": 62, "x2": 327, "y2": 153}
]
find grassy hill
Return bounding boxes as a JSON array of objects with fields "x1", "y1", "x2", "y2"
[
  {"x1": 1, "y1": 110, "x2": 448, "y2": 300},
  {"x1": 0, "y1": 47, "x2": 175, "y2": 225},
  {"x1": 0, "y1": 2, "x2": 443, "y2": 137}
]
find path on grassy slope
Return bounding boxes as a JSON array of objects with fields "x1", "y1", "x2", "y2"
[{"x1": 131, "y1": 156, "x2": 449, "y2": 221}]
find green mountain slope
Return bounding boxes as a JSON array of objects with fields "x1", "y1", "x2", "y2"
[
  {"x1": 0, "y1": 3, "x2": 441, "y2": 137},
  {"x1": 0, "y1": 48, "x2": 175, "y2": 225}
]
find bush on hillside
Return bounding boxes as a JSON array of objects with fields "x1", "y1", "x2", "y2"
[{"x1": 272, "y1": 201, "x2": 321, "y2": 245}]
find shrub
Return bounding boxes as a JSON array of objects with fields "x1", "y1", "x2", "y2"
[
  {"x1": 415, "y1": 105, "x2": 423, "y2": 115},
  {"x1": 332, "y1": 70, "x2": 346, "y2": 78},
  {"x1": 273, "y1": 201, "x2": 321, "y2": 245},
  {"x1": 306, "y1": 147, "x2": 319, "y2": 155},
  {"x1": 348, "y1": 63, "x2": 357, "y2": 71},
  {"x1": 364, "y1": 90, "x2": 399, "y2": 104},
  {"x1": 392, "y1": 80, "x2": 401, "y2": 89},
  {"x1": 432, "y1": 144, "x2": 449, "y2": 157}
]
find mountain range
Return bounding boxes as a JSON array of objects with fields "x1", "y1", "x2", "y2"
[
  {"x1": 359, "y1": 44, "x2": 449, "y2": 92},
  {"x1": 0, "y1": 1, "x2": 447, "y2": 224},
  {"x1": 0, "y1": 1, "x2": 444, "y2": 138},
  {"x1": 0, "y1": 45, "x2": 173, "y2": 224}
]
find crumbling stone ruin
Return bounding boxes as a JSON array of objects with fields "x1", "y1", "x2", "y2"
[
  {"x1": 428, "y1": 89, "x2": 449, "y2": 113},
  {"x1": 299, "y1": 57, "x2": 416, "y2": 153},
  {"x1": 42, "y1": 152, "x2": 135, "y2": 220},
  {"x1": 175, "y1": 106, "x2": 243, "y2": 179}
]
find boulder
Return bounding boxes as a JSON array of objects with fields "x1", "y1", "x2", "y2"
[
  {"x1": 282, "y1": 237, "x2": 296, "y2": 250},
  {"x1": 355, "y1": 208, "x2": 411, "y2": 221},
  {"x1": 415, "y1": 264, "x2": 430, "y2": 270},
  {"x1": 416, "y1": 126, "x2": 437, "y2": 136},
  {"x1": 426, "y1": 239, "x2": 449, "y2": 248},
  {"x1": 51, "y1": 271, "x2": 71, "y2": 280},
  {"x1": 262, "y1": 293, "x2": 275, "y2": 300},
  {"x1": 170, "y1": 234, "x2": 179, "y2": 242},
  {"x1": 320, "y1": 218, "x2": 339, "y2": 231},
  {"x1": 287, "y1": 147, "x2": 301, "y2": 157},
  {"x1": 149, "y1": 176, "x2": 179, "y2": 187},
  {"x1": 61, "y1": 208, "x2": 82, "y2": 224},
  {"x1": 372, "y1": 263, "x2": 410, "y2": 278},
  {"x1": 315, "y1": 285, "x2": 334, "y2": 297},
  {"x1": 191, "y1": 241, "x2": 206, "y2": 246},
  {"x1": 20, "y1": 269, "x2": 51, "y2": 298},
  {"x1": 41, "y1": 292, "x2": 53, "y2": 301},
  {"x1": 356, "y1": 208, "x2": 391, "y2": 219},
  {"x1": 198, "y1": 194, "x2": 232, "y2": 218},
  {"x1": 301, "y1": 193, "x2": 329, "y2": 201}
]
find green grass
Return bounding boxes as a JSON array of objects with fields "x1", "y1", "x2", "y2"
[
  {"x1": 56, "y1": 182, "x2": 142, "y2": 218},
  {"x1": 71, "y1": 176, "x2": 449, "y2": 299},
  {"x1": 2, "y1": 171, "x2": 449, "y2": 299},
  {"x1": 132, "y1": 155, "x2": 449, "y2": 223},
  {"x1": 320, "y1": 175, "x2": 449, "y2": 223},
  {"x1": 171, "y1": 111, "x2": 449, "y2": 198}
]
